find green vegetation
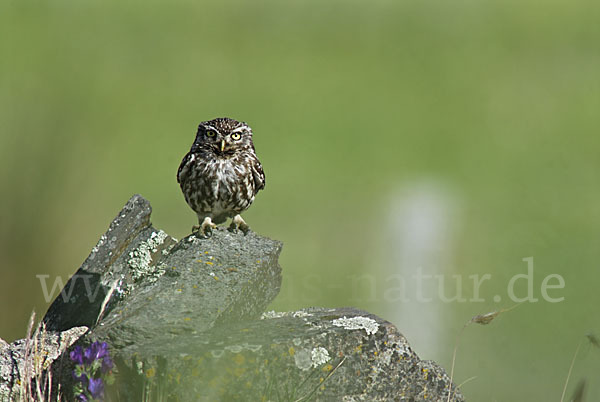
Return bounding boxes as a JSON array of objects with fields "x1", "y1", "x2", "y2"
[{"x1": 1, "y1": 0, "x2": 599, "y2": 400}]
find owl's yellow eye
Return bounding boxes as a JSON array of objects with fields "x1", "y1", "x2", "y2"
[
  {"x1": 206, "y1": 130, "x2": 216, "y2": 138},
  {"x1": 231, "y1": 133, "x2": 241, "y2": 140}
]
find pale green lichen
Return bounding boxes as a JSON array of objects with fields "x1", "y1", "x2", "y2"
[
  {"x1": 294, "y1": 347, "x2": 331, "y2": 371},
  {"x1": 128, "y1": 230, "x2": 169, "y2": 282},
  {"x1": 294, "y1": 349, "x2": 312, "y2": 371},
  {"x1": 260, "y1": 311, "x2": 287, "y2": 319},
  {"x1": 311, "y1": 347, "x2": 331, "y2": 367},
  {"x1": 332, "y1": 316, "x2": 379, "y2": 335},
  {"x1": 260, "y1": 310, "x2": 313, "y2": 320},
  {"x1": 292, "y1": 311, "x2": 312, "y2": 318},
  {"x1": 90, "y1": 234, "x2": 107, "y2": 257}
]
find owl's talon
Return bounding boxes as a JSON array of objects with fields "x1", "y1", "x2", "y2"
[
  {"x1": 195, "y1": 217, "x2": 217, "y2": 238},
  {"x1": 228, "y1": 214, "x2": 250, "y2": 235}
]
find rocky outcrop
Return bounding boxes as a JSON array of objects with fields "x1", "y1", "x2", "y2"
[{"x1": 0, "y1": 195, "x2": 463, "y2": 401}]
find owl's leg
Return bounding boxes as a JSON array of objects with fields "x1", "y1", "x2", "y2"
[
  {"x1": 228, "y1": 214, "x2": 250, "y2": 234},
  {"x1": 193, "y1": 216, "x2": 217, "y2": 237}
]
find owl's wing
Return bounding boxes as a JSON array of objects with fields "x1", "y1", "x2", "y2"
[
  {"x1": 177, "y1": 152, "x2": 194, "y2": 184},
  {"x1": 252, "y1": 160, "x2": 266, "y2": 191}
]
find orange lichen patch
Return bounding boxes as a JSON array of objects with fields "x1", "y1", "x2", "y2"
[
  {"x1": 206, "y1": 261, "x2": 214, "y2": 266},
  {"x1": 322, "y1": 363, "x2": 333, "y2": 372}
]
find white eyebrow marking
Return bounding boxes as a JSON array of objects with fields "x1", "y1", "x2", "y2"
[
  {"x1": 204, "y1": 125, "x2": 220, "y2": 134},
  {"x1": 231, "y1": 126, "x2": 249, "y2": 134}
]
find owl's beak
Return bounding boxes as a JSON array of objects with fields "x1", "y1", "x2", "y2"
[{"x1": 220, "y1": 140, "x2": 226, "y2": 152}]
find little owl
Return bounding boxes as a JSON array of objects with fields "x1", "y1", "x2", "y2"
[{"x1": 177, "y1": 117, "x2": 265, "y2": 236}]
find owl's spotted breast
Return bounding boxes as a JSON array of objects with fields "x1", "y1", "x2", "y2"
[{"x1": 177, "y1": 118, "x2": 265, "y2": 236}]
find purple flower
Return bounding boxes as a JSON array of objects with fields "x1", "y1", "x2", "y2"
[
  {"x1": 70, "y1": 341, "x2": 113, "y2": 401},
  {"x1": 84, "y1": 341, "x2": 110, "y2": 365},
  {"x1": 101, "y1": 355, "x2": 113, "y2": 373},
  {"x1": 70, "y1": 345, "x2": 84, "y2": 365},
  {"x1": 88, "y1": 377, "x2": 104, "y2": 399}
]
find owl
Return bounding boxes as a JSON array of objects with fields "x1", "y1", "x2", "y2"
[{"x1": 177, "y1": 117, "x2": 265, "y2": 236}]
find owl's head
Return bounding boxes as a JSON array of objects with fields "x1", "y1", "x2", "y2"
[{"x1": 193, "y1": 117, "x2": 254, "y2": 156}]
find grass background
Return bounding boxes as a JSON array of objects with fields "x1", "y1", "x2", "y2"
[{"x1": 1, "y1": 0, "x2": 599, "y2": 400}]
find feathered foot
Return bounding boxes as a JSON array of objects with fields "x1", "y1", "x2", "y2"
[{"x1": 228, "y1": 214, "x2": 250, "y2": 234}]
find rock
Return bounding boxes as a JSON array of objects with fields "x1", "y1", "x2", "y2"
[
  {"x1": 43, "y1": 194, "x2": 283, "y2": 343},
  {"x1": 0, "y1": 326, "x2": 87, "y2": 400},
  {"x1": 0, "y1": 194, "x2": 463, "y2": 401},
  {"x1": 90, "y1": 228, "x2": 283, "y2": 350},
  {"x1": 95, "y1": 307, "x2": 463, "y2": 401},
  {"x1": 43, "y1": 194, "x2": 176, "y2": 332}
]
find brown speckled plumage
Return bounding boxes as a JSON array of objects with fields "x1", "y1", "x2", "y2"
[{"x1": 177, "y1": 118, "x2": 265, "y2": 235}]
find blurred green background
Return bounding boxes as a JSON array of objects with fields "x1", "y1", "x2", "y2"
[{"x1": 1, "y1": 0, "x2": 599, "y2": 400}]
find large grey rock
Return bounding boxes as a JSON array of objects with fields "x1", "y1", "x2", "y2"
[
  {"x1": 43, "y1": 194, "x2": 176, "y2": 332},
  {"x1": 97, "y1": 307, "x2": 463, "y2": 401},
  {"x1": 90, "y1": 228, "x2": 283, "y2": 349},
  {"x1": 43, "y1": 194, "x2": 283, "y2": 343}
]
